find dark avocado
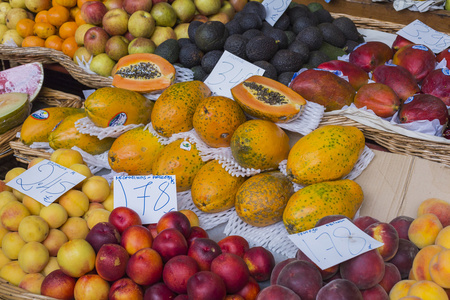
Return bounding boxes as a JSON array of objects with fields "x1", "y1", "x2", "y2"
[
  {"x1": 332, "y1": 16, "x2": 362, "y2": 42},
  {"x1": 313, "y1": 8, "x2": 334, "y2": 24},
  {"x1": 223, "y1": 34, "x2": 249, "y2": 60},
  {"x1": 264, "y1": 28, "x2": 289, "y2": 49},
  {"x1": 225, "y1": 18, "x2": 244, "y2": 35},
  {"x1": 273, "y1": 13, "x2": 290, "y2": 31},
  {"x1": 246, "y1": 35, "x2": 278, "y2": 62},
  {"x1": 304, "y1": 50, "x2": 330, "y2": 68},
  {"x1": 296, "y1": 26, "x2": 323, "y2": 51},
  {"x1": 318, "y1": 22, "x2": 346, "y2": 48},
  {"x1": 201, "y1": 50, "x2": 223, "y2": 73},
  {"x1": 288, "y1": 40, "x2": 310, "y2": 62},
  {"x1": 154, "y1": 39, "x2": 180, "y2": 64},
  {"x1": 179, "y1": 44, "x2": 204, "y2": 68},
  {"x1": 270, "y1": 49, "x2": 305, "y2": 74},
  {"x1": 292, "y1": 17, "x2": 315, "y2": 35},
  {"x1": 242, "y1": 1, "x2": 266, "y2": 20},
  {"x1": 242, "y1": 28, "x2": 263, "y2": 40},
  {"x1": 253, "y1": 61, "x2": 278, "y2": 80},
  {"x1": 188, "y1": 21, "x2": 204, "y2": 43},
  {"x1": 239, "y1": 12, "x2": 263, "y2": 31},
  {"x1": 194, "y1": 21, "x2": 229, "y2": 52},
  {"x1": 191, "y1": 65, "x2": 208, "y2": 81},
  {"x1": 278, "y1": 71, "x2": 296, "y2": 86}
]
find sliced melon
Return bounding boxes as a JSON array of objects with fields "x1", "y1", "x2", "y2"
[
  {"x1": 0, "y1": 92, "x2": 30, "y2": 134},
  {"x1": 0, "y1": 62, "x2": 44, "y2": 102}
]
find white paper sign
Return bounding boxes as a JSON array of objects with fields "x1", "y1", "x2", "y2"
[
  {"x1": 288, "y1": 218, "x2": 384, "y2": 270},
  {"x1": 6, "y1": 159, "x2": 86, "y2": 206},
  {"x1": 204, "y1": 51, "x2": 265, "y2": 98},
  {"x1": 397, "y1": 19, "x2": 450, "y2": 54},
  {"x1": 262, "y1": 0, "x2": 292, "y2": 26},
  {"x1": 113, "y1": 175, "x2": 177, "y2": 224}
]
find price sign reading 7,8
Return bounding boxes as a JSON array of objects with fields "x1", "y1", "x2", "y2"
[
  {"x1": 288, "y1": 218, "x2": 384, "y2": 270},
  {"x1": 113, "y1": 175, "x2": 177, "y2": 224},
  {"x1": 6, "y1": 159, "x2": 86, "y2": 206},
  {"x1": 204, "y1": 51, "x2": 265, "y2": 98}
]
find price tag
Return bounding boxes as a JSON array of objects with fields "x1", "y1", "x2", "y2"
[
  {"x1": 204, "y1": 51, "x2": 265, "y2": 98},
  {"x1": 6, "y1": 159, "x2": 86, "y2": 206},
  {"x1": 288, "y1": 218, "x2": 384, "y2": 270},
  {"x1": 397, "y1": 20, "x2": 450, "y2": 54},
  {"x1": 262, "y1": 0, "x2": 291, "y2": 26},
  {"x1": 113, "y1": 175, "x2": 177, "y2": 224}
]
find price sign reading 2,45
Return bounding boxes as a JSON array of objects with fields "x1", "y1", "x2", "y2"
[
  {"x1": 288, "y1": 218, "x2": 384, "y2": 270},
  {"x1": 262, "y1": 0, "x2": 291, "y2": 26},
  {"x1": 203, "y1": 51, "x2": 265, "y2": 98},
  {"x1": 113, "y1": 175, "x2": 177, "y2": 225},
  {"x1": 6, "y1": 159, "x2": 86, "y2": 206}
]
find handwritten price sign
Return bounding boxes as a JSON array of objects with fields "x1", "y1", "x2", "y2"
[
  {"x1": 288, "y1": 218, "x2": 384, "y2": 270},
  {"x1": 6, "y1": 159, "x2": 86, "y2": 206},
  {"x1": 113, "y1": 175, "x2": 177, "y2": 224},
  {"x1": 262, "y1": 0, "x2": 291, "y2": 26},
  {"x1": 204, "y1": 51, "x2": 265, "y2": 98},
  {"x1": 397, "y1": 20, "x2": 450, "y2": 54}
]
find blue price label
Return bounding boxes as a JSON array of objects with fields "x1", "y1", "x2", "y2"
[
  {"x1": 113, "y1": 175, "x2": 177, "y2": 224},
  {"x1": 6, "y1": 159, "x2": 86, "y2": 206}
]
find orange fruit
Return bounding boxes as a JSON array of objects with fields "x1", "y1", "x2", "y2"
[
  {"x1": 74, "y1": 10, "x2": 86, "y2": 26},
  {"x1": 33, "y1": 22, "x2": 57, "y2": 39},
  {"x1": 47, "y1": 5, "x2": 70, "y2": 27},
  {"x1": 35, "y1": 10, "x2": 49, "y2": 23},
  {"x1": 16, "y1": 19, "x2": 36, "y2": 38},
  {"x1": 22, "y1": 36, "x2": 46, "y2": 47},
  {"x1": 54, "y1": 0, "x2": 77, "y2": 8},
  {"x1": 69, "y1": 6, "x2": 80, "y2": 20},
  {"x1": 58, "y1": 21, "x2": 78, "y2": 39},
  {"x1": 45, "y1": 35, "x2": 64, "y2": 51},
  {"x1": 61, "y1": 36, "x2": 79, "y2": 58}
]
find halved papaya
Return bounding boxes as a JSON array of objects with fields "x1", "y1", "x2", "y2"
[
  {"x1": 230, "y1": 75, "x2": 307, "y2": 123},
  {"x1": 112, "y1": 53, "x2": 176, "y2": 93}
]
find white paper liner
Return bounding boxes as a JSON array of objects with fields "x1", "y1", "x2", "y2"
[
  {"x1": 75, "y1": 117, "x2": 145, "y2": 139},
  {"x1": 223, "y1": 146, "x2": 375, "y2": 257},
  {"x1": 71, "y1": 146, "x2": 110, "y2": 174}
]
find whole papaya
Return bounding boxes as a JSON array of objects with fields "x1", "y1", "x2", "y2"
[
  {"x1": 283, "y1": 179, "x2": 364, "y2": 234},
  {"x1": 286, "y1": 125, "x2": 365, "y2": 186}
]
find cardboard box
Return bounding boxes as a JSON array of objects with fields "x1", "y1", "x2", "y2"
[{"x1": 355, "y1": 149, "x2": 450, "y2": 222}]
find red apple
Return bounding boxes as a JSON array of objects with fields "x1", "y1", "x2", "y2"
[
  {"x1": 144, "y1": 282, "x2": 176, "y2": 300},
  {"x1": 85, "y1": 221, "x2": 121, "y2": 253},
  {"x1": 156, "y1": 211, "x2": 191, "y2": 239},
  {"x1": 109, "y1": 206, "x2": 142, "y2": 234},
  {"x1": 186, "y1": 270, "x2": 227, "y2": 300},
  {"x1": 217, "y1": 235, "x2": 250, "y2": 258},
  {"x1": 80, "y1": 1, "x2": 108, "y2": 25},
  {"x1": 95, "y1": 244, "x2": 129, "y2": 282},
  {"x1": 83, "y1": 26, "x2": 110, "y2": 56},
  {"x1": 187, "y1": 226, "x2": 209, "y2": 246},
  {"x1": 211, "y1": 253, "x2": 250, "y2": 294},
  {"x1": 188, "y1": 237, "x2": 222, "y2": 271},
  {"x1": 163, "y1": 255, "x2": 200, "y2": 294},
  {"x1": 123, "y1": 0, "x2": 153, "y2": 14},
  {"x1": 126, "y1": 247, "x2": 163, "y2": 286},
  {"x1": 152, "y1": 228, "x2": 188, "y2": 262},
  {"x1": 120, "y1": 225, "x2": 153, "y2": 255},
  {"x1": 109, "y1": 278, "x2": 143, "y2": 300},
  {"x1": 41, "y1": 270, "x2": 76, "y2": 300},
  {"x1": 353, "y1": 215, "x2": 380, "y2": 231},
  {"x1": 243, "y1": 246, "x2": 275, "y2": 282}
]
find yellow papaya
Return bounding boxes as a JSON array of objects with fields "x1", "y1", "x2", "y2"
[
  {"x1": 286, "y1": 125, "x2": 365, "y2": 186},
  {"x1": 235, "y1": 171, "x2": 294, "y2": 227},
  {"x1": 108, "y1": 127, "x2": 165, "y2": 175},
  {"x1": 84, "y1": 87, "x2": 154, "y2": 128},
  {"x1": 193, "y1": 96, "x2": 247, "y2": 148},
  {"x1": 230, "y1": 119, "x2": 290, "y2": 171},
  {"x1": 152, "y1": 139, "x2": 206, "y2": 192},
  {"x1": 20, "y1": 107, "x2": 83, "y2": 145},
  {"x1": 191, "y1": 160, "x2": 247, "y2": 213},
  {"x1": 48, "y1": 111, "x2": 115, "y2": 155},
  {"x1": 283, "y1": 179, "x2": 364, "y2": 234},
  {"x1": 151, "y1": 81, "x2": 211, "y2": 137}
]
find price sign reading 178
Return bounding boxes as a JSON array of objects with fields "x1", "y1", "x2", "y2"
[
  {"x1": 6, "y1": 159, "x2": 86, "y2": 206},
  {"x1": 204, "y1": 51, "x2": 265, "y2": 98},
  {"x1": 113, "y1": 175, "x2": 177, "y2": 224},
  {"x1": 288, "y1": 218, "x2": 384, "y2": 270}
]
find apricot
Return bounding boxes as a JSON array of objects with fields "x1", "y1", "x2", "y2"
[
  {"x1": 39, "y1": 203, "x2": 68, "y2": 229},
  {"x1": 430, "y1": 248, "x2": 450, "y2": 288},
  {"x1": 0, "y1": 200, "x2": 31, "y2": 231},
  {"x1": 18, "y1": 241, "x2": 50, "y2": 273},
  {"x1": 180, "y1": 209, "x2": 200, "y2": 227},
  {"x1": 42, "y1": 228, "x2": 69, "y2": 257},
  {"x1": 69, "y1": 163, "x2": 93, "y2": 189},
  {"x1": 0, "y1": 222, "x2": 9, "y2": 247},
  {"x1": 2, "y1": 231, "x2": 26, "y2": 260},
  {"x1": 22, "y1": 195, "x2": 44, "y2": 215},
  {"x1": 18, "y1": 215, "x2": 49, "y2": 243},
  {"x1": 435, "y1": 226, "x2": 450, "y2": 249},
  {"x1": 81, "y1": 176, "x2": 110, "y2": 203},
  {"x1": 0, "y1": 261, "x2": 27, "y2": 286},
  {"x1": 407, "y1": 280, "x2": 449, "y2": 300},
  {"x1": 389, "y1": 280, "x2": 417, "y2": 300},
  {"x1": 74, "y1": 274, "x2": 110, "y2": 300},
  {"x1": 57, "y1": 239, "x2": 96, "y2": 278},
  {"x1": 0, "y1": 251, "x2": 11, "y2": 269},
  {"x1": 0, "y1": 191, "x2": 17, "y2": 210},
  {"x1": 84, "y1": 208, "x2": 110, "y2": 229},
  {"x1": 408, "y1": 213, "x2": 443, "y2": 249},
  {"x1": 102, "y1": 193, "x2": 114, "y2": 212},
  {"x1": 60, "y1": 217, "x2": 90, "y2": 240},
  {"x1": 50, "y1": 148, "x2": 84, "y2": 168},
  {"x1": 418, "y1": 198, "x2": 450, "y2": 227},
  {"x1": 58, "y1": 189, "x2": 89, "y2": 217},
  {"x1": 411, "y1": 245, "x2": 444, "y2": 281},
  {"x1": 27, "y1": 157, "x2": 45, "y2": 169},
  {"x1": 41, "y1": 256, "x2": 60, "y2": 276},
  {"x1": 18, "y1": 273, "x2": 45, "y2": 294},
  {"x1": 4, "y1": 167, "x2": 26, "y2": 183}
]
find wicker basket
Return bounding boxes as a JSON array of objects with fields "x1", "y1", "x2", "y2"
[{"x1": 1, "y1": 87, "x2": 83, "y2": 161}]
